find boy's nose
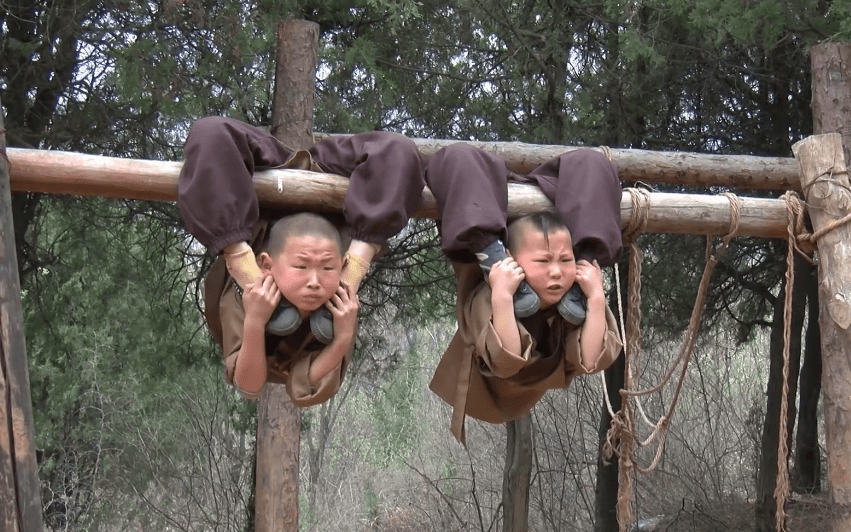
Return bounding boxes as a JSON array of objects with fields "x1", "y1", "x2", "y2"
[{"x1": 306, "y1": 270, "x2": 320, "y2": 287}]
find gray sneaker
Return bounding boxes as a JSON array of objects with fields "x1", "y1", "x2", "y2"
[
  {"x1": 310, "y1": 307, "x2": 334, "y2": 344},
  {"x1": 557, "y1": 284, "x2": 586, "y2": 325},
  {"x1": 266, "y1": 300, "x2": 302, "y2": 335},
  {"x1": 476, "y1": 238, "x2": 540, "y2": 318}
]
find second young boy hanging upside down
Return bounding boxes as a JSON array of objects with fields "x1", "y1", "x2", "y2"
[
  {"x1": 425, "y1": 143, "x2": 624, "y2": 443},
  {"x1": 178, "y1": 116, "x2": 425, "y2": 404}
]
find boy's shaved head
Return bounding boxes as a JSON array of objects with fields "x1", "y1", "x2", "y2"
[
  {"x1": 507, "y1": 212, "x2": 571, "y2": 254},
  {"x1": 265, "y1": 212, "x2": 343, "y2": 257}
]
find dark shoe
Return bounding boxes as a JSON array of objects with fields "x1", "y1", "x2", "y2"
[
  {"x1": 476, "y1": 238, "x2": 540, "y2": 318},
  {"x1": 266, "y1": 300, "x2": 302, "y2": 335},
  {"x1": 310, "y1": 307, "x2": 334, "y2": 344},
  {"x1": 557, "y1": 284, "x2": 586, "y2": 325}
]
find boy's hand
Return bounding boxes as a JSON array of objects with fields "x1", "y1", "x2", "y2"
[
  {"x1": 574, "y1": 259, "x2": 604, "y2": 300},
  {"x1": 326, "y1": 281, "x2": 359, "y2": 340},
  {"x1": 243, "y1": 273, "x2": 282, "y2": 323},
  {"x1": 488, "y1": 258, "x2": 525, "y2": 299}
]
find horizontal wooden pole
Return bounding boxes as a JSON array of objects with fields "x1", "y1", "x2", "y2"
[
  {"x1": 322, "y1": 136, "x2": 801, "y2": 191},
  {"x1": 8, "y1": 148, "x2": 789, "y2": 239}
]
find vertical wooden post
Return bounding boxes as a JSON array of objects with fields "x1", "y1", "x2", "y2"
[
  {"x1": 793, "y1": 42, "x2": 851, "y2": 532},
  {"x1": 0, "y1": 102, "x2": 44, "y2": 531},
  {"x1": 254, "y1": 19, "x2": 320, "y2": 532},
  {"x1": 503, "y1": 414, "x2": 532, "y2": 532}
]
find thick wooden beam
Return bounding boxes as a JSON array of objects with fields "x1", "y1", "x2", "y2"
[
  {"x1": 10, "y1": 134, "x2": 801, "y2": 193},
  {"x1": 6, "y1": 147, "x2": 789, "y2": 239},
  {"x1": 0, "y1": 101, "x2": 44, "y2": 532},
  {"x1": 332, "y1": 136, "x2": 802, "y2": 191}
]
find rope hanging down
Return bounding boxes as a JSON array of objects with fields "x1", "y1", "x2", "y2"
[
  {"x1": 604, "y1": 187, "x2": 825, "y2": 532},
  {"x1": 603, "y1": 189, "x2": 742, "y2": 532}
]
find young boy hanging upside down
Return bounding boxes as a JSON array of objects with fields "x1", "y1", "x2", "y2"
[
  {"x1": 424, "y1": 143, "x2": 624, "y2": 443},
  {"x1": 178, "y1": 116, "x2": 425, "y2": 404}
]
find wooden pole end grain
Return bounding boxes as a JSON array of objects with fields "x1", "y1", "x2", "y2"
[{"x1": 793, "y1": 133, "x2": 851, "y2": 329}]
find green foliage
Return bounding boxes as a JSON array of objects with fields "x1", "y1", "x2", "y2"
[
  {"x1": 4, "y1": 0, "x2": 850, "y2": 528},
  {"x1": 20, "y1": 196, "x2": 250, "y2": 529},
  {"x1": 364, "y1": 480, "x2": 380, "y2": 523},
  {"x1": 367, "y1": 345, "x2": 422, "y2": 468}
]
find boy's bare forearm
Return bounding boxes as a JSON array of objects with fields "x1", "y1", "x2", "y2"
[
  {"x1": 579, "y1": 292, "x2": 607, "y2": 370},
  {"x1": 309, "y1": 329, "x2": 355, "y2": 385},
  {"x1": 235, "y1": 317, "x2": 268, "y2": 393},
  {"x1": 491, "y1": 292, "x2": 522, "y2": 356}
]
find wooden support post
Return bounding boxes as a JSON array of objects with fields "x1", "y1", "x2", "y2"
[
  {"x1": 254, "y1": 19, "x2": 320, "y2": 532},
  {"x1": 793, "y1": 41, "x2": 851, "y2": 532},
  {"x1": 0, "y1": 102, "x2": 44, "y2": 531},
  {"x1": 794, "y1": 133, "x2": 851, "y2": 530}
]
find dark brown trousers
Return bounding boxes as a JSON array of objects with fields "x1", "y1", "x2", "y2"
[
  {"x1": 178, "y1": 116, "x2": 426, "y2": 255},
  {"x1": 424, "y1": 143, "x2": 622, "y2": 266}
]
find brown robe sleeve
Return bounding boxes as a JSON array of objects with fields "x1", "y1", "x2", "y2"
[
  {"x1": 285, "y1": 342, "x2": 354, "y2": 408},
  {"x1": 565, "y1": 307, "x2": 622, "y2": 377}
]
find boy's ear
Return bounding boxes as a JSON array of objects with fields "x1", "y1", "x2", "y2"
[{"x1": 257, "y1": 251, "x2": 273, "y2": 272}]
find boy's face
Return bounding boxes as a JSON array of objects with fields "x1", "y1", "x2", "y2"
[
  {"x1": 261, "y1": 235, "x2": 343, "y2": 312},
  {"x1": 512, "y1": 228, "x2": 575, "y2": 309}
]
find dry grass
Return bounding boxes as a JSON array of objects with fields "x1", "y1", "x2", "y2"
[{"x1": 631, "y1": 494, "x2": 831, "y2": 532}]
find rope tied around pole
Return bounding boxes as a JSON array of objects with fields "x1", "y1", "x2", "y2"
[{"x1": 603, "y1": 189, "x2": 742, "y2": 531}]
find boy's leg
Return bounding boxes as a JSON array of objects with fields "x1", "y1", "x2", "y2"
[
  {"x1": 178, "y1": 116, "x2": 294, "y2": 258},
  {"x1": 424, "y1": 143, "x2": 508, "y2": 262},
  {"x1": 179, "y1": 116, "x2": 301, "y2": 335},
  {"x1": 425, "y1": 144, "x2": 539, "y2": 317},
  {"x1": 517, "y1": 149, "x2": 622, "y2": 267},
  {"x1": 311, "y1": 131, "x2": 427, "y2": 292}
]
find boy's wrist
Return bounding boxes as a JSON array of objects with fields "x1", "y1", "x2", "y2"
[
  {"x1": 491, "y1": 291, "x2": 514, "y2": 306},
  {"x1": 243, "y1": 316, "x2": 267, "y2": 334},
  {"x1": 585, "y1": 290, "x2": 605, "y2": 305}
]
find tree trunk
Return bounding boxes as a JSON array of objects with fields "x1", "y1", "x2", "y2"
[
  {"x1": 0, "y1": 99, "x2": 44, "y2": 532},
  {"x1": 755, "y1": 251, "x2": 807, "y2": 531},
  {"x1": 594, "y1": 356, "x2": 625, "y2": 532},
  {"x1": 503, "y1": 414, "x2": 532, "y2": 532},
  {"x1": 254, "y1": 19, "x2": 320, "y2": 532},
  {"x1": 595, "y1": 257, "x2": 627, "y2": 532},
  {"x1": 792, "y1": 261, "x2": 822, "y2": 494}
]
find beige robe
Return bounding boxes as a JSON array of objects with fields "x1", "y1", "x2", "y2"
[{"x1": 430, "y1": 263, "x2": 622, "y2": 443}]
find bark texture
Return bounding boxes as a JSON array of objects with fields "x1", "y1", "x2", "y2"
[
  {"x1": 0, "y1": 99, "x2": 44, "y2": 532},
  {"x1": 792, "y1": 263, "x2": 822, "y2": 494},
  {"x1": 7, "y1": 148, "x2": 792, "y2": 239},
  {"x1": 503, "y1": 414, "x2": 532, "y2": 532},
  {"x1": 254, "y1": 18, "x2": 320, "y2": 532},
  {"x1": 793, "y1": 131, "x2": 851, "y2": 531}
]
